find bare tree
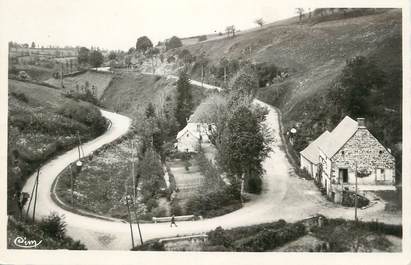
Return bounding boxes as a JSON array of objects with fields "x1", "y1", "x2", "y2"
[
  {"x1": 254, "y1": 18, "x2": 264, "y2": 27},
  {"x1": 296, "y1": 8, "x2": 305, "y2": 22}
]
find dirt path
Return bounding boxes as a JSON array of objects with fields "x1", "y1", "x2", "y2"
[{"x1": 21, "y1": 80, "x2": 401, "y2": 250}]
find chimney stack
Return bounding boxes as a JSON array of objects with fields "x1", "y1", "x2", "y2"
[{"x1": 357, "y1": 118, "x2": 365, "y2": 128}]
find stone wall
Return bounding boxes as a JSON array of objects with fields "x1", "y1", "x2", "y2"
[{"x1": 331, "y1": 128, "x2": 395, "y2": 185}]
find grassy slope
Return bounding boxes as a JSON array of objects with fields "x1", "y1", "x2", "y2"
[
  {"x1": 8, "y1": 79, "x2": 106, "y2": 216},
  {"x1": 180, "y1": 9, "x2": 402, "y2": 171},
  {"x1": 101, "y1": 72, "x2": 208, "y2": 121},
  {"x1": 45, "y1": 70, "x2": 114, "y2": 99}
]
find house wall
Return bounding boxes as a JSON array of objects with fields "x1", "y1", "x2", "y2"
[
  {"x1": 300, "y1": 155, "x2": 313, "y2": 176},
  {"x1": 177, "y1": 131, "x2": 200, "y2": 153},
  {"x1": 331, "y1": 128, "x2": 395, "y2": 186}
]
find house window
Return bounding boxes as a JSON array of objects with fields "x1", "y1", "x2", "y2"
[
  {"x1": 187, "y1": 133, "x2": 190, "y2": 137},
  {"x1": 341, "y1": 151, "x2": 345, "y2": 156},
  {"x1": 208, "y1": 124, "x2": 212, "y2": 131},
  {"x1": 379, "y1": 150, "x2": 383, "y2": 155},
  {"x1": 339, "y1": 168, "x2": 348, "y2": 183}
]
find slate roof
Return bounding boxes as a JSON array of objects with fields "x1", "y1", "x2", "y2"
[
  {"x1": 300, "y1": 130, "x2": 331, "y2": 164},
  {"x1": 320, "y1": 116, "x2": 358, "y2": 158}
]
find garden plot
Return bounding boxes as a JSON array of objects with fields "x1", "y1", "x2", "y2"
[
  {"x1": 168, "y1": 159, "x2": 204, "y2": 204},
  {"x1": 55, "y1": 135, "x2": 170, "y2": 221}
]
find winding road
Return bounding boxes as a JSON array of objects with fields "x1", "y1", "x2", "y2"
[{"x1": 21, "y1": 80, "x2": 401, "y2": 250}]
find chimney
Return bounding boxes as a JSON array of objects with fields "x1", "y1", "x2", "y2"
[{"x1": 357, "y1": 118, "x2": 365, "y2": 128}]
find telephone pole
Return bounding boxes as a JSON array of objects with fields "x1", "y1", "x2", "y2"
[{"x1": 32, "y1": 168, "x2": 40, "y2": 222}]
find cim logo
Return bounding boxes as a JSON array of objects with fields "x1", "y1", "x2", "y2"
[{"x1": 13, "y1": 236, "x2": 42, "y2": 248}]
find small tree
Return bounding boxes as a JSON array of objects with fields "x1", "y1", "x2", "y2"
[
  {"x1": 296, "y1": 8, "x2": 305, "y2": 22},
  {"x1": 136, "y1": 36, "x2": 153, "y2": 53},
  {"x1": 255, "y1": 18, "x2": 264, "y2": 27},
  {"x1": 31, "y1": 42, "x2": 36, "y2": 49}
]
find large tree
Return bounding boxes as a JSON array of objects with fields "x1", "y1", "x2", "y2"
[
  {"x1": 175, "y1": 71, "x2": 193, "y2": 129},
  {"x1": 136, "y1": 36, "x2": 153, "y2": 53},
  {"x1": 218, "y1": 101, "x2": 272, "y2": 194},
  {"x1": 88, "y1": 50, "x2": 104, "y2": 68}
]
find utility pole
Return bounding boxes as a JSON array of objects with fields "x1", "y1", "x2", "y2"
[
  {"x1": 125, "y1": 195, "x2": 135, "y2": 249},
  {"x1": 354, "y1": 162, "x2": 358, "y2": 222},
  {"x1": 131, "y1": 140, "x2": 136, "y2": 200},
  {"x1": 132, "y1": 200, "x2": 144, "y2": 246},
  {"x1": 32, "y1": 168, "x2": 40, "y2": 222},
  {"x1": 25, "y1": 171, "x2": 37, "y2": 220},
  {"x1": 70, "y1": 165, "x2": 74, "y2": 206}
]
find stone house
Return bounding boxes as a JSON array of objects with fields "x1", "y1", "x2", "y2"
[{"x1": 300, "y1": 116, "x2": 396, "y2": 203}]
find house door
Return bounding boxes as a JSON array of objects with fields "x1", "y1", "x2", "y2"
[
  {"x1": 376, "y1": 168, "x2": 385, "y2": 181},
  {"x1": 339, "y1": 168, "x2": 348, "y2": 183}
]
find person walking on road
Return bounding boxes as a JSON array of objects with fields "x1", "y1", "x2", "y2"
[{"x1": 170, "y1": 215, "x2": 178, "y2": 227}]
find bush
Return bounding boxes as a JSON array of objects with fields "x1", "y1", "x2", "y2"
[
  {"x1": 38, "y1": 212, "x2": 67, "y2": 240},
  {"x1": 58, "y1": 101, "x2": 107, "y2": 136},
  {"x1": 207, "y1": 226, "x2": 233, "y2": 248},
  {"x1": 233, "y1": 223, "x2": 306, "y2": 251},
  {"x1": 10, "y1": 92, "x2": 29, "y2": 103},
  {"x1": 185, "y1": 185, "x2": 240, "y2": 218}
]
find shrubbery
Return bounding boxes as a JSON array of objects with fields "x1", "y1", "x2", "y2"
[
  {"x1": 205, "y1": 220, "x2": 305, "y2": 251},
  {"x1": 58, "y1": 101, "x2": 107, "y2": 136},
  {"x1": 8, "y1": 214, "x2": 86, "y2": 250}
]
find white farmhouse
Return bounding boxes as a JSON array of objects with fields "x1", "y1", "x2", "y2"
[{"x1": 176, "y1": 122, "x2": 213, "y2": 153}]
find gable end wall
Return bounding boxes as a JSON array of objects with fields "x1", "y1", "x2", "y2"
[{"x1": 331, "y1": 128, "x2": 395, "y2": 185}]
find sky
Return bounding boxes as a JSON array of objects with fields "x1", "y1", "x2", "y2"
[{"x1": 0, "y1": 0, "x2": 299, "y2": 50}]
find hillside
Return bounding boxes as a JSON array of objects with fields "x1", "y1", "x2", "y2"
[
  {"x1": 169, "y1": 9, "x2": 402, "y2": 177},
  {"x1": 101, "y1": 72, "x2": 209, "y2": 122},
  {"x1": 7, "y1": 79, "x2": 107, "y2": 216},
  {"x1": 45, "y1": 70, "x2": 114, "y2": 99}
]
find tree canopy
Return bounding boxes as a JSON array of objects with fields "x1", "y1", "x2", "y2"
[
  {"x1": 88, "y1": 50, "x2": 104, "y2": 68},
  {"x1": 337, "y1": 56, "x2": 386, "y2": 118},
  {"x1": 136, "y1": 36, "x2": 153, "y2": 53},
  {"x1": 165, "y1": 36, "x2": 182, "y2": 50}
]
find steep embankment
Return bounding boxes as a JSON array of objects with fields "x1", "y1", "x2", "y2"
[{"x1": 177, "y1": 9, "x2": 402, "y2": 174}]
